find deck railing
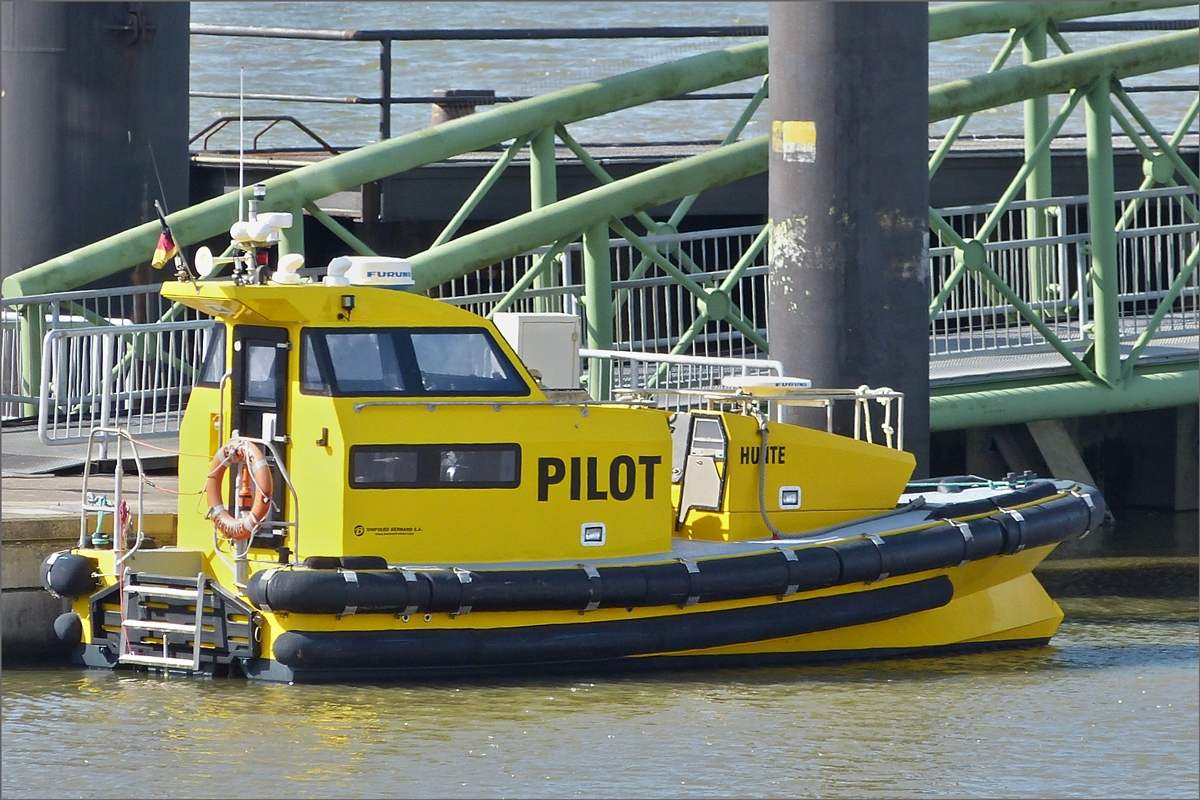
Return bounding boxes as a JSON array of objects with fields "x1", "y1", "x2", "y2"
[
  {"x1": 929, "y1": 184, "x2": 1199, "y2": 358},
  {"x1": 1, "y1": 284, "x2": 213, "y2": 434},
  {"x1": 434, "y1": 185, "x2": 1197, "y2": 368},
  {"x1": 434, "y1": 225, "x2": 770, "y2": 360},
  {"x1": 6, "y1": 184, "x2": 1192, "y2": 430}
]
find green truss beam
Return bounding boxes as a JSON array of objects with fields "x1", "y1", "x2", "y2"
[
  {"x1": 929, "y1": 30, "x2": 1198, "y2": 123},
  {"x1": 3, "y1": 40, "x2": 768, "y2": 298},
  {"x1": 928, "y1": 1, "x2": 1191, "y2": 41},
  {"x1": 930, "y1": 368, "x2": 1199, "y2": 431}
]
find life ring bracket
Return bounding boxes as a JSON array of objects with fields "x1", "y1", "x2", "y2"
[{"x1": 205, "y1": 438, "x2": 274, "y2": 542}]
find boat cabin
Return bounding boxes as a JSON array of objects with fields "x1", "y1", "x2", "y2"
[{"x1": 163, "y1": 279, "x2": 914, "y2": 571}]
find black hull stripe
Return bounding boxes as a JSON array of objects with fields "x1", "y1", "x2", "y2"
[
  {"x1": 255, "y1": 632, "x2": 1051, "y2": 684},
  {"x1": 272, "y1": 575, "x2": 954, "y2": 671}
]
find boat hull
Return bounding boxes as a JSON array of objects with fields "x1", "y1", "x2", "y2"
[
  {"x1": 57, "y1": 480, "x2": 1097, "y2": 683},
  {"x1": 240, "y1": 546, "x2": 1061, "y2": 683}
]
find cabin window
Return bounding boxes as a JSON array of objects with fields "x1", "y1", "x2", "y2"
[
  {"x1": 196, "y1": 325, "x2": 227, "y2": 388},
  {"x1": 411, "y1": 331, "x2": 526, "y2": 394},
  {"x1": 300, "y1": 334, "x2": 327, "y2": 394},
  {"x1": 326, "y1": 332, "x2": 406, "y2": 393},
  {"x1": 299, "y1": 327, "x2": 529, "y2": 397},
  {"x1": 350, "y1": 447, "x2": 419, "y2": 486},
  {"x1": 244, "y1": 343, "x2": 280, "y2": 404},
  {"x1": 350, "y1": 444, "x2": 521, "y2": 488}
]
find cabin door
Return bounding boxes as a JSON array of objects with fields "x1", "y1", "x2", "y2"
[{"x1": 230, "y1": 325, "x2": 291, "y2": 548}]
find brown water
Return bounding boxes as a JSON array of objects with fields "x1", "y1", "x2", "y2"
[
  {"x1": 3, "y1": 605, "x2": 1197, "y2": 799},
  {"x1": 188, "y1": 2, "x2": 1199, "y2": 149}
]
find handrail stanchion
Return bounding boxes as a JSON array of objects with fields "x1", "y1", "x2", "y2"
[
  {"x1": 98, "y1": 332, "x2": 114, "y2": 461},
  {"x1": 379, "y1": 36, "x2": 392, "y2": 140}
]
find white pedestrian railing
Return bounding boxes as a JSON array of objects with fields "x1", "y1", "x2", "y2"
[
  {"x1": 435, "y1": 225, "x2": 771, "y2": 360},
  {"x1": 3, "y1": 187, "x2": 1193, "y2": 438},
  {"x1": 432, "y1": 187, "x2": 1197, "y2": 368},
  {"x1": 929, "y1": 185, "x2": 1198, "y2": 358},
  {"x1": 1, "y1": 310, "x2": 22, "y2": 419},
  {"x1": 37, "y1": 319, "x2": 218, "y2": 445},
  {"x1": 3, "y1": 283, "x2": 211, "y2": 422},
  {"x1": 580, "y1": 348, "x2": 784, "y2": 411}
]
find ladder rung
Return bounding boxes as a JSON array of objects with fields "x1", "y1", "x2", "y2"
[
  {"x1": 119, "y1": 653, "x2": 198, "y2": 669},
  {"x1": 122, "y1": 619, "x2": 197, "y2": 633},
  {"x1": 125, "y1": 585, "x2": 203, "y2": 599}
]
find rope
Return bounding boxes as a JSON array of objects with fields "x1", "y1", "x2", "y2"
[
  {"x1": 905, "y1": 476, "x2": 1008, "y2": 490},
  {"x1": 757, "y1": 419, "x2": 785, "y2": 539},
  {"x1": 139, "y1": 475, "x2": 205, "y2": 496},
  {"x1": 125, "y1": 434, "x2": 212, "y2": 459}
]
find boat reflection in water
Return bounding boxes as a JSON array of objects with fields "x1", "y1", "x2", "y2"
[{"x1": 2, "y1": 601, "x2": 1196, "y2": 797}]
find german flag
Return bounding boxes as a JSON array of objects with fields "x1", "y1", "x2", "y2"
[{"x1": 151, "y1": 202, "x2": 178, "y2": 270}]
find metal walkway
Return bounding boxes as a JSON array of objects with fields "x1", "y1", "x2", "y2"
[
  {"x1": 931, "y1": 331, "x2": 1198, "y2": 388},
  {"x1": 0, "y1": 422, "x2": 179, "y2": 476}
]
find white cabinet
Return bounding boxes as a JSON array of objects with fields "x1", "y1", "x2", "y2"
[{"x1": 492, "y1": 312, "x2": 581, "y2": 389}]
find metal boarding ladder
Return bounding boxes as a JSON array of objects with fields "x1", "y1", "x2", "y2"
[{"x1": 118, "y1": 573, "x2": 208, "y2": 671}]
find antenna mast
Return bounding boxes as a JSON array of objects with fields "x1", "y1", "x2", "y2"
[{"x1": 238, "y1": 66, "x2": 245, "y2": 223}]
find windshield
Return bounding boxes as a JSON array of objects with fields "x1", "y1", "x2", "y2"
[{"x1": 300, "y1": 327, "x2": 530, "y2": 397}]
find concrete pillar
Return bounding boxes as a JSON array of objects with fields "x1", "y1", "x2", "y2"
[
  {"x1": 1, "y1": 2, "x2": 190, "y2": 284},
  {"x1": 1026, "y1": 418, "x2": 1097, "y2": 486},
  {"x1": 965, "y1": 428, "x2": 1008, "y2": 479},
  {"x1": 767, "y1": 1, "x2": 930, "y2": 476}
]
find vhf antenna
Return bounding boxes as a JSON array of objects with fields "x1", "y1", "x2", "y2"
[{"x1": 238, "y1": 66, "x2": 245, "y2": 224}]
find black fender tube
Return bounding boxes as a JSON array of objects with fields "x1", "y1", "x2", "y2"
[
  {"x1": 962, "y1": 517, "x2": 1006, "y2": 561},
  {"x1": 993, "y1": 480, "x2": 1059, "y2": 508},
  {"x1": 341, "y1": 555, "x2": 389, "y2": 570},
  {"x1": 40, "y1": 551, "x2": 97, "y2": 599},
  {"x1": 247, "y1": 487, "x2": 1105, "y2": 616},
  {"x1": 465, "y1": 568, "x2": 594, "y2": 611},
  {"x1": 1079, "y1": 484, "x2": 1107, "y2": 532},
  {"x1": 779, "y1": 546, "x2": 842, "y2": 593},
  {"x1": 927, "y1": 480, "x2": 1059, "y2": 520},
  {"x1": 830, "y1": 538, "x2": 887, "y2": 583},
  {"x1": 587, "y1": 562, "x2": 685, "y2": 609},
  {"x1": 996, "y1": 507, "x2": 1028, "y2": 554},
  {"x1": 883, "y1": 523, "x2": 973, "y2": 576},
  {"x1": 272, "y1": 576, "x2": 955, "y2": 671},
  {"x1": 927, "y1": 497, "x2": 995, "y2": 519},
  {"x1": 1020, "y1": 492, "x2": 1100, "y2": 550},
  {"x1": 247, "y1": 568, "x2": 427, "y2": 615}
]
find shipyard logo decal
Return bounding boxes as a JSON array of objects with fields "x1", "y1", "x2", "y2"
[
  {"x1": 351, "y1": 524, "x2": 422, "y2": 536},
  {"x1": 537, "y1": 455, "x2": 661, "y2": 502}
]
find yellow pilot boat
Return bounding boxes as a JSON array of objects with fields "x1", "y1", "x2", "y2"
[{"x1": 41, "y1": 216, "x2": 1105, "y2": 683}]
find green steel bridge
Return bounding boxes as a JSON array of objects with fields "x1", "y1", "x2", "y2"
[{"x1": 2, "y1": 1, "x2": 1197, "y2": 439}]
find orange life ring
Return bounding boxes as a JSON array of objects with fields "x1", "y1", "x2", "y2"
[{"x1": 205, "y1": 439, "x2": 273, "y2": 542}]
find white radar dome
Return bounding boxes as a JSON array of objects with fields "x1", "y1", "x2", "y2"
[
  {"x1": 721, "y1": 375, "x2": 813, "y2": 397},
  {"x1": 344, "y1": 257, "x2": 414, "y2": 288}
]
